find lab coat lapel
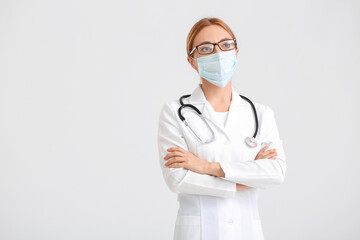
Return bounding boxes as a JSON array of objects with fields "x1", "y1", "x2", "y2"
[{"x1": 189, "y1": 84, "x2": 247, "y2": 143}]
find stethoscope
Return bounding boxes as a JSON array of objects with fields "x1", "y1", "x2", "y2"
[{"x1": 177, "y1": 94, "x2": 259, "y2": 148}]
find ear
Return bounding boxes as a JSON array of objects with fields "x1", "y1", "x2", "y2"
[
  {"x1": 235, "y1": 48, "x2": 239, "y2": 57},
  {"x1": 187, "y1": 56, "x2": 198, "y2": 72}
]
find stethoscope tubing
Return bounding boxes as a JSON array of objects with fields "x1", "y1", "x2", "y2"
[
  {"x1": 238, "y1": 94, "x2": 259, "y2": 139},
  {"x1": 177, "y1": 93, "x2": 259, "y2": 145}
]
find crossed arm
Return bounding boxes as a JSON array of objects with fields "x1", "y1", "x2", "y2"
[
  {"x1": 158, "y1": 103, "x2": 286, "y2": 198},
  {"x1": 164, "y1": 145, "x2": 278, "y2": 191}
]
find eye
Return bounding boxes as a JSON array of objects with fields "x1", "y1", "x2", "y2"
[
  {"x1": 198, "y1": 44, "x2": 213, "y2": 54},
  {"x1": 220, "y1": 40, "x2": 235, "y2": 50}
]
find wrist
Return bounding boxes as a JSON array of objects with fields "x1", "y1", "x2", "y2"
[{"x1": 207, "y1": 162, "x2": 225, "y2": 177}]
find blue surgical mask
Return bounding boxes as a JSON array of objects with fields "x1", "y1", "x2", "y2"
[{"x1": 196, "y1": 50, "x2": 238, "y2": 88}]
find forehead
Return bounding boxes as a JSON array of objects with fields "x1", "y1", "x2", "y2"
[{"x1": 193, "y1": 25, "x2": 233, "y2": 46}]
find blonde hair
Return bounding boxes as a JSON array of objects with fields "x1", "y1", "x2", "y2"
[{"x1": 186, "y1": 17, "x2": 237, "y2": 57}]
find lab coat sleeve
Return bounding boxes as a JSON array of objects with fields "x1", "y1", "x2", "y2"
[
  {"x1": 218, "y1": 106, "x2": 287, "y2": 189},
  {"x1": 158, "y1": 102, "x2": 236, "y2": 198}
]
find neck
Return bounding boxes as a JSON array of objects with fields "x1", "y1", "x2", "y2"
[{"x1": 200, "y1": 79, "x2": 232, "y2": 111}]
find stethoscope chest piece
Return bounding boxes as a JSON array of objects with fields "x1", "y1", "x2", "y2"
[{"x1": 245, "y1": 136, "x2": 258, "y2": 148}]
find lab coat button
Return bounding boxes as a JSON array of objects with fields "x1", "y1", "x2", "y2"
[{"x1": 227, "y1": 218, "x2": 234, "y2": 224}]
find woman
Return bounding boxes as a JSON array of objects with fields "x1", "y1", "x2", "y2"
[{"x1": 157, "y1": 17, "x2": 286, "y2": 240}]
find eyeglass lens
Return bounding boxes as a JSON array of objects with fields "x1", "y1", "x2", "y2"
[{"x1": 197, "y1": 39, "x2": 236, "y2": 55}]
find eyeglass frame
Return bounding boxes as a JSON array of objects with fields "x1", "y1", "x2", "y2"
[{"x1": 188, "y1": 38, "x2": 237, "y2": 59}]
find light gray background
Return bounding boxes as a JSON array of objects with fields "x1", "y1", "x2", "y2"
[{"x1": 0, "y1": 0, "x2": 359, "y2": 239}]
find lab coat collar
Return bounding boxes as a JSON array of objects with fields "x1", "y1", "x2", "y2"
[{"x1": 189, "y1": 83, "x2": 246, "y2": 107}]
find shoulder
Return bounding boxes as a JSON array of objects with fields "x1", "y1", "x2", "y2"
[
  {"x1": 158, "y1": 98, "x2": 182, "y2": 121},
  {"x1": 160, "y1": 98, "x2": 181, "y2": 113},
  {"x1": 251, "y1": 101, "x2": 280, "y2": 135},
  {"x1": 242, "y1": 100, "x2": 280, "y2": 140},
  {"x1": 249, "y1": 100, "x2": 279, "y2": 130},
  {"x1": 252, "y1": 101, "x2": 275, "y2": 118}
]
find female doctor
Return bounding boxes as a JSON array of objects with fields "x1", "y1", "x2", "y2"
[{"x1": 157, "y1": 17, "x2": 286, "y2": 240}]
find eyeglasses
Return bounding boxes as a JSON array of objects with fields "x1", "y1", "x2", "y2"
[{"x1": 189, "y1": 39, "x2": 237, "y2": 58}]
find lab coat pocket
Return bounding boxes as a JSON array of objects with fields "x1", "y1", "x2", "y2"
[{"x1": 174, "y1": 215, "x2": 201, "y2": 240}]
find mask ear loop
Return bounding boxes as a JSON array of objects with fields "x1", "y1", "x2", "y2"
[{"x1": 188, "y1": 53, "x2": 202, "y2": 84}]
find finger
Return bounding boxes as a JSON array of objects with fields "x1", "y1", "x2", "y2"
[
  {"x1": 256, "y1": 151, "x2": 277, "y2": 159},
  {"x1": 255, "y1": 146, "x2": 268, "y2": 158},
  {"x1": 264, "y1": 148, "x2": 277, "y2": 153},
  {"x1": 262, "y1": 152, "x2": 278, "y2": 159},
  {"x1": 164, "y1": 151, "x2": 183, "y2": 160},
  {"x1": 262, "y1": 152, "x2": 277, "y2": 158},
  {"x1": 267, "y1": 153, "x2": 277, "y2": 160},
  {"x1": 167, "y1": 147, "x2": 186, "y2": 153},
  {"x1": 258, "y1": 145, "x2": 268, "y2": 154},
  {"x1": 263, "y1": 149, "x2": 277, "y2": 156},
  {"x1": 165, "y1": 157, "x2": 184, "y2": 167},
  {"x1": 168, "y1": 162, "x2": 184, "y2": 168},
  {"x1": 168, "y1": 147, "x2": 186, "y2": 153}
]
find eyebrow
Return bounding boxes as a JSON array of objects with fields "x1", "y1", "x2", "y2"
[{"x1": 196, "y1": 38, "x2": 232, "y2": 46}]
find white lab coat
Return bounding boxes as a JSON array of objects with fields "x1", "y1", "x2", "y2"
[{"x1": 157, "y1": 84, "x2": 286, "y2": 240}]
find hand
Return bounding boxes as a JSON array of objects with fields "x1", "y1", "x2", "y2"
[
  {"x1": 164, "y1": 147, "x2": 210, "y2": 175},
  {"x1": 236, "y1": 183, "x2": 252, "y2": 191},
  {"x1": 255, "y1": 145, "x2": 277, "y2": 160}
]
